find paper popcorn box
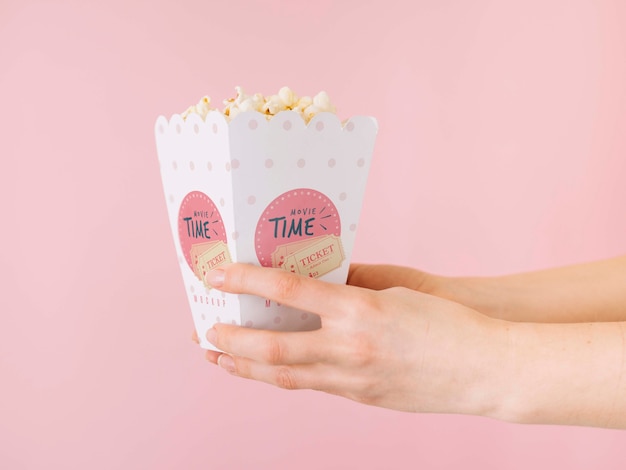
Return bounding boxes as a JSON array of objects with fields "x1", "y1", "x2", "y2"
[{"x1": 155, "y1": 110, "x2": 378, "y2": 350}]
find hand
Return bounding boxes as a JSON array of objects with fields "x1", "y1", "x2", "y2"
[
  {"x1": 193, "y1": 263, "x2": 509, "y2": 417},
  {"x1": 348, "y1": 257, "x2": 626, "y2": 324},
  {"x1": 347, "y1": 263, "x2": 438, "y2": 292}
]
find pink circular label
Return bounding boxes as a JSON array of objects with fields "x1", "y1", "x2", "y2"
[
  {"x1": 255, "y1": 189, "x2": 342, "y2": 276},
  {"x1": 178, "y1": 191, "x2": 227, "y2": 277}
]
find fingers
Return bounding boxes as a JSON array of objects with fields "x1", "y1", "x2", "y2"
[
  {"x1": 206, "y1": 263, "x2": 360, "y2": 318},
  {"x1": 207, "y1": 323, "x2": 334, "y2": 365},
  {"x1": 214, "y1": 354, "x2": 344, "y2": 393},
  {"x1": 204, "y1": 349, "x2": 221, "y2": 365},
  {"x1": 193, "y1": 330, "x2": 220, "y2": 363},
  {"x1": 348, "y1": 264, "x2": 432, "y2": 292},
  {"x1": 347, "y1": 264, "x2": 387, "y2": 289},
  {"x1": 198, "y1": 322, "x2": 345, "y2": 393}
]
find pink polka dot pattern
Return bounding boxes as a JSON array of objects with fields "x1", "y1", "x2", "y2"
[{"x1": 154, "y1": 112, "x2": 380, "y2": 342}]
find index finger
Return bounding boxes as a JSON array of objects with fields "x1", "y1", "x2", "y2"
[{"x1": 205, "y1": 263, "x2": 363, "y2": 318}]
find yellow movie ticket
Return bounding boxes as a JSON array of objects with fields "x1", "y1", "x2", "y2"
[
  {"x1": 281, "y1": 235, "x2": 344, "y2": 278},
  {"x1": 197, "y1": 241, "x2": 232, "y2": 288}
]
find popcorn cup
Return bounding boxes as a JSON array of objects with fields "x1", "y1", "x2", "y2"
[{"x1": 155, "y1": 110, "x2": 378, "y2": 350}]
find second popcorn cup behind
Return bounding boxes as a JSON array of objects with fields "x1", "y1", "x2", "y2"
[{"x1": 155, "y1": 110, "x2": 378, "y2": 350}]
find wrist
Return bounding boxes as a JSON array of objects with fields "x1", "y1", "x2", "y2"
[
  {"x1": 495, "y1": 321, "x2": 626, "y2": 427},
  {"x1": 431, "y1": 307, "x2": 516, "y2": 421},
  {"x1": 434, "y1": 275, "x2": 508, "y2": 320},
  {"x1": 462, "y1": 316, "x2": 519, "y2": 422}
]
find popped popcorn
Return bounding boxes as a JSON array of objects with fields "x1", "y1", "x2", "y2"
[
  {"x1": 181, "y1": 96, "x2": 214, "y2": 120},
  {"x1": 181, "y1": 86, "x2": 337, "y2": 123}
]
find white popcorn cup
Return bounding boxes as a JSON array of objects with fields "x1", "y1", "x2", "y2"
[{"x1": 155, "y1": 110, "x2": 378, "y2": 350}]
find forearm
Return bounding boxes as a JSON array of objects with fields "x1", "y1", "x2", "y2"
[
  {"x1": 440, "y1": 255, "x2": 626, "y2": 323},
  {"x1": 200, "y1": 263, "x2": 626, "y2": 428},
  {"x1": 494, "y1": 320, "x2": 626, "y2": 428}
]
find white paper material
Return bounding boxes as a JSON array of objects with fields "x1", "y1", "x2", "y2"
[{"x1": 155, "y1": 110, "x2": 378, "y2": 350}]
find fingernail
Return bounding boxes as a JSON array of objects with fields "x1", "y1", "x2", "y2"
[
  {"x1": 218, "y1": 354, "x2": 236, "y2": 373},
  {"x1": 206, "y1": 328, "x2": 217, "y2": 345},
  {"x1": 205, "y1": 350, "x2": 220, "y2": 365},
  {"x1": 205, "y1": 269, "x2": 225, "y2": 288}
]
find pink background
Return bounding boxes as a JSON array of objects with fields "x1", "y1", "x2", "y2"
[{"x1": 2, "y1": 0, "x2": 626, "y2": 468}]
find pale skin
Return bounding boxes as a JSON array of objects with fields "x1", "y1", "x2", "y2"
[{"x1": 191, "y1": 255, "x2": 626, "y2": 428}]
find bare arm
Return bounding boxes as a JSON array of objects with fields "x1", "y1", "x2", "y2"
[
  {"x1": 195, "y1": 263, "x2": 626, "y2": 429},
  {"x1": 504, "y1": 320, "x2": 626, "y2": 428},
  {"x1": 348, "y1": 255, "x2": 626, "y2": 323}
]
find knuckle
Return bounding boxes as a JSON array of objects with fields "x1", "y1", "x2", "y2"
[
  {"x1": 232, "y1": 357, "x2": 249, "y2": 377},
  {"x1": 264, "y1": 336, "x2": 285, "y2": 365},
  {"x1": 274, "y1": 366, "x2": 298, "y2": 390},
  {"x1": 342, "y1": 290, "x2": 380, "y2": 324},
  {"x1": 385, "y1": 286, "x2": 411, "y2": 297},
  {"x1": 348, "y1": 332, "x2": 377, "y2": 367},
  {"x1": 211, "y1": 325, "x2": 225, "y2": 349},
  {"x1": 213, "y1": 324, "x2": 230, "y2": 350},
  {"x1": 225, "y1": 264, "x2": 247, "y2": 292},
  {"x1": 342, "y1": 379, "x2": 381, "y2": 406},
  {"x1": 355, "y1": 390, "x2": 382, "y2": 407},
  {"x1": 352, "y1": 294, "x2": 376, "y2": 315},
  {"x1": 274, "y1": 274, "x2": 302, "y2": 302}
]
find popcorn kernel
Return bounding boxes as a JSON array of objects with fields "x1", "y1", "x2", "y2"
[{"x1": 182, "y1": 87, "x2": 336, "y2": 123}]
